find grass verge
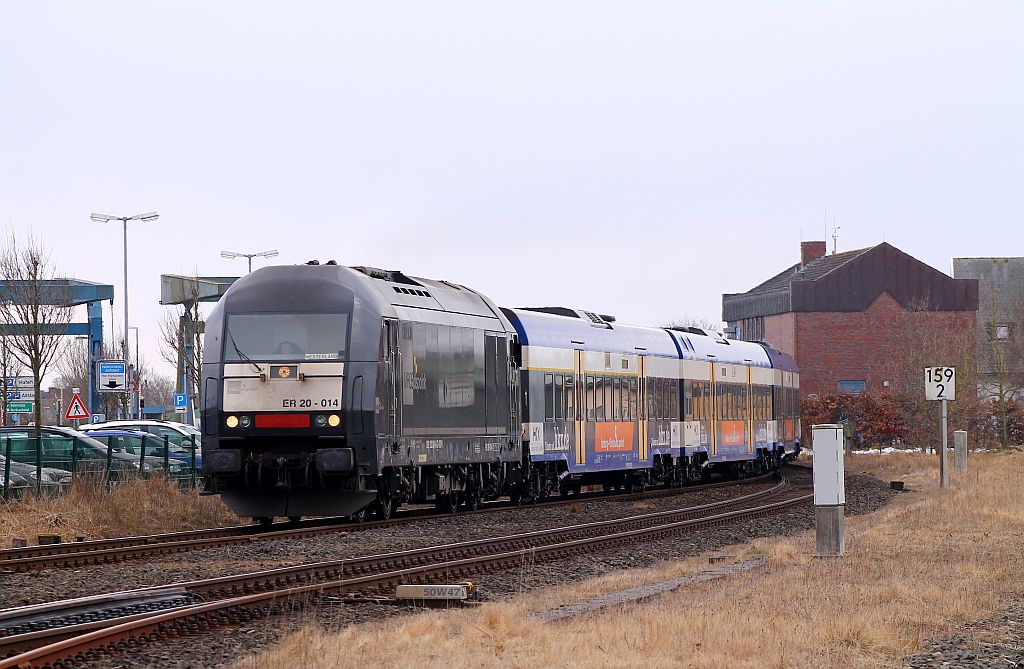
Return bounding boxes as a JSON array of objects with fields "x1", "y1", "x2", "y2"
[
  {"x1": 0, "y1": 478, "x2": 239, "y2": 545},
  {"x1": 236, "y1": 452, "x2": 1024, "y2": 669}
]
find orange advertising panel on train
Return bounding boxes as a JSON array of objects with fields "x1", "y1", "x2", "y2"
[
  {"x1": 594, "y1": 423, "x2": 634, "y2": 453},
  {"x1": 719, "y1": 420, "x2": 746, "y2": 448}
]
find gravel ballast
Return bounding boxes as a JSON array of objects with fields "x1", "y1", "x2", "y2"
[
  {"x1": 903, "y1": 600, "x2": 1024, "y2": 668},
  {"x1": 4, "y1": 467, "x2": 896, "y2": 668}
]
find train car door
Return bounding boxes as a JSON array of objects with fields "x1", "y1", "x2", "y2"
[
  {"x1": 638, "y1": 356, "x2": 648, "y2": 464},
  {"x1": 746, "y1": 366, "x2": 754, "y2": 454},
  {"x1": 709, "y1": 364, "x2": 717, "y2": 457},
  {"x1": 382, "y1": 319, "x2": 401, "y2": 443},
  {"x1": 574, "y1": 349, "x2": 585, "y2": 467}
]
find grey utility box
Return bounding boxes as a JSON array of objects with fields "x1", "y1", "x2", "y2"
[
  {"x1": 813, "y1": 424, "x2": 845, "y2": 505},
  {"x1": 812, "y1": 423, "x2": 845, "y2": 556}
]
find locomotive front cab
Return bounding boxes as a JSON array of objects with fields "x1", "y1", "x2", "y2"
[{"x1": 202, "y1": 265, "x2": 385, "y2": 518}]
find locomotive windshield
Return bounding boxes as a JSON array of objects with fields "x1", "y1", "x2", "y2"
[{"x1": 223, "y1": 313, "x2": 349, "y2": 361}]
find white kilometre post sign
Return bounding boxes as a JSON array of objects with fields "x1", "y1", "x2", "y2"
[
  {"x1": 812, "y1": 424, "x2": 845, "y2": 557},
  {"x1": 924, "y1": 366, "x2": 956, "y2": 490}
]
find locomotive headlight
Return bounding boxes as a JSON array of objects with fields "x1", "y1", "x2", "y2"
[
  {"x1": 240, "y1": 415, "x2": 252, "y2": 428},
  {"x1": 315, "y1": 415, "x2": 327, "y2": 427},
  {"x1": 328, "y1": 414, "x2": 341, "y2": 427},
  {"x1": 226, "y1": 415, "x2": 239, "y2": 429}
]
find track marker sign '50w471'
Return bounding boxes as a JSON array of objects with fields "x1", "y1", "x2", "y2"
[{"x1": 924, "y1": 366, "x2": 956, "y2": 401}]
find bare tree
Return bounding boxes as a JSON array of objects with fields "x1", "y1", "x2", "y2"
[
  {"x1": 158, "y1": 276, "x2": 203, "y2": 400},
  {"x1": 977, "y1": 292, "x2": 1024, "y2": 447},
  {"x1": 141, "y1": 372, "x2": 176, "y2": 414},
  {"x1": 661, "y1": 315, "x2": 723, "y2": 333},
  {"x1": 0, "y1": 232, "x2": 73, "y2": 434},
  {"x1": 878, "y1": 297, "x2": 980, "y2": 452},
  {"x1": 52, "y1": 337, "x2": 125, "y2": 419},
  {"x1": 0, "y1": 336, "x2": 24, "y2": 425}
]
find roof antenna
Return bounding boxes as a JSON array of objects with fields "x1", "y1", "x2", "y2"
[{"x1": 831, "y1": 223, "x2": 840, "y2": 255}]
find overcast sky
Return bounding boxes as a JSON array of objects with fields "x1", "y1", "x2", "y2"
[{"x1": 2, "y1": 1, "x2": 1022, "y2": 385}]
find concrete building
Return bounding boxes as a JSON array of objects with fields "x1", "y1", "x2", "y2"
[
  {"x1": 952, "y1": 257, "x2": 1024, "y2": 399},
  {"x1": 723, "y1": 241, "x2": 978, "y2": 399}
]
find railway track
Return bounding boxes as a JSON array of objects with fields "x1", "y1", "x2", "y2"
[
  {"x1": 0, "y1": 472, "x2": 779, "y2": 572},
  {"x1": 0, "y1": 473, "x2": 812, "y2": 668}
]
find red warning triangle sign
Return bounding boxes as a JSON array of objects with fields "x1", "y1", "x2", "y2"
[{"x1": 65, "y1": 393, "x2": 90, "y2": 420}]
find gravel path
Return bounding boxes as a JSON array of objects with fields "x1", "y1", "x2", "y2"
[
  {"x1": 903, "y1": 600, "x2": 1024, "y2": 668},
  {"x1": 7, "y1": 467, "x2": 896, "y2": 668}
]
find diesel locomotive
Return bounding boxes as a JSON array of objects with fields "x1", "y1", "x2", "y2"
[{"x1": 201, "y1": 262, "x2": 800, "y2": 523}]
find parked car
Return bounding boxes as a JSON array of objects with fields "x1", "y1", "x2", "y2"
[
  {"x1": 0, "y1": 454, "x2": 73, "y2": 492},
  {"x1": 86, "y1": 429, "x2": 202, "y2": 472},
  {"x1": 0, "y1": 426, "x2": 184, "y2": 481},
  {"x1": 0, "y1": 469, "x2": 29, "y2": 497},
  {"x1": 81, "y1": 420, "x2": 201, "y2": 449}
]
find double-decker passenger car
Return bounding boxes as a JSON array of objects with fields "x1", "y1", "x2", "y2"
[{"x1": 201, "y1": 262, "x2": 799, "y2": 523}]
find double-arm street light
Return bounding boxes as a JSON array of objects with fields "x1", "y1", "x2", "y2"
[
  {"x1": 221, "y1": 249, "x2": 279, "y2": 273},
  {"x1": 91, "y1": 211, "x2": 158, "y2": 417}
]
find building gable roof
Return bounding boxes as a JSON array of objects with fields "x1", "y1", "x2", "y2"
[{"x1": 723, "y1": 242, "x2": 978, "y2": 321}]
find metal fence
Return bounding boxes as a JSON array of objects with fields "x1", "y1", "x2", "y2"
[{"x1": 1, "y1": 433, "x2": 200, "y2": 499}]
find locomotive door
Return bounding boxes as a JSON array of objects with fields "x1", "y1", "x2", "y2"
[{"x1": 381, "y1": 319, "x2": 401, "y2": 442}]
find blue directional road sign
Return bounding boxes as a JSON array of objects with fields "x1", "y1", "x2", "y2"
[
  {"x1": 97, "y1": 359, "x2": 129, "y2": 393},
  {"x1": 174, "y1": 393, "x2": 188, "y2": 413}
]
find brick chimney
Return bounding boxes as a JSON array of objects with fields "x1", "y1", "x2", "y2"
[{"x1": 801, "y1": 241, "x2": 827, "y2": 267}]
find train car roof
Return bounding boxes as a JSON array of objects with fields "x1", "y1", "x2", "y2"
[
  {"x1": 502, "y1": 307, "x2": 680, "y2": 357},
  {"x1": 348, "y1": 265, "x2": 512, "y2": 330},
  {"x1": 758, "y1": 343, "x2": 799, "y2": 372},
  {"x1": 665, "y1": 328, "x2": 772, "y2": 367}
]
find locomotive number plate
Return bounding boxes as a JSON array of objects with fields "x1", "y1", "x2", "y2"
[{"x1": 224, "y1": 377, "x2": 344, "y2": 412}]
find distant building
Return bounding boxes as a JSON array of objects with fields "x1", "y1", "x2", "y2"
[
  {"x1": 722, "y1": 241, "x2": 978, "y2": 399},
  {"x1": 952, "y1": 257, "x2": 1024, "y2": 399}
]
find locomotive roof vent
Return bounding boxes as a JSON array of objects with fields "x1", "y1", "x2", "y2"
[
  {"x1": 352, "y1": 266, "x2": 423, "y2": 287},
  {"x1": 581, "y1": 311, "x2": 614, "y2": 329},
  {"x1": 393, "y1": 286, "x2": 432, "y2": 298},
  {"x1": 306, "y1": 259, "x2": 320, "y2": 265}
]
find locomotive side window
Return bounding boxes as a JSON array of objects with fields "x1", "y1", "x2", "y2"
[{"x1": 555, "y1": 374, "x2": 564, "y2": 420}]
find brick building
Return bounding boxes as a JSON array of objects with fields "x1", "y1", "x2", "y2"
[{"x1": 722, "y1": 241, "x2": 979, "y2": 399}]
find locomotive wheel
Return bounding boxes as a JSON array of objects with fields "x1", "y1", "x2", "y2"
[
  {"x1": 465, "y1": 493, "x2": 481, "y2": 511},
  {"x1": 374, "y1": 496, "x2": 394, "y2": 521},
  {"x1": 287, "y1": 515, "x2": 302, "y2": 523},
  {"x1": 253, "y1": 516, "x2": 273, "y2": 526},
  {"x1": 436, "y1": 493, "x2": 460, "y2": 514}
]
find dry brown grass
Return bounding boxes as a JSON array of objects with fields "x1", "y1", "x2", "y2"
[
  {"x1": 236, "y1": 452, "x2": 1024, "y2": 669},
  {"x1": 0, "y1": 478, "x2": 239, "y2": 545}
]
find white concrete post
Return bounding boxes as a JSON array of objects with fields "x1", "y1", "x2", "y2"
[
  {"x1": 812, "y1": 424, "x2": 845, "y2": 557},
  {"x1": 954, "y1": 430, "x2": 968, "y2": 471}
]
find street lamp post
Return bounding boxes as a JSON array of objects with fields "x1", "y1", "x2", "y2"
[
  {"x1": 91, "y1": 211, "x2": 158, "y2": 418},
  {"x1": 127, "y1": 326, "x2": 141, "y2": 419},
  {"x1": 221, "y1": 249, "x2": 279, "y2": 273}
]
